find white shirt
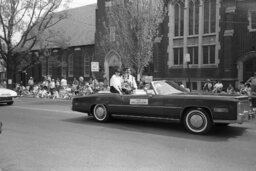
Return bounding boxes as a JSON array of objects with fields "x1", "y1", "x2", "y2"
[
  {"x1": 61, "y1": 79, "x2": 67, "y2": 86},
  {"x1": 123, "y1": 74, "x2": 137, "y2": 89},
  {"x1": 128, "y1": 74, "x2": 137, "y2": 89},
  {"x1": 110, "y1": 74, "x2": 122, "y2": 92},
  {"x1": 49, "y1": 81, "x2": 56, "y2": 89}
]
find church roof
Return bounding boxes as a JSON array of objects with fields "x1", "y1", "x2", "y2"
[{"x1": 32, "y1": 3, "x2": 96, "y2": 50}]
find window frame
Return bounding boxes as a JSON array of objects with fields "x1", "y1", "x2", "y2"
[
  {"x1": 188, "y1": 46, "x2": 199, "y2": 65},
  {"x1": 61, "y1": 55, "x2": 67, "y2": 78},
  {"x1": 202, "y1": 45, "x2": 215, "y2": 65},
  {"x1": 203, "y1": 0, "x2": 216, "y2": 34},
  {"x1": 248, "y1": 10, "x2": 256, "y2": 32},
  {"x1": 84, "y1": 54, "x2": 90, "y2": 77},
  {"x1": 68, "y1": 54, "x2": 74, "y2": 77},
  {"x1": 174, "y1": 2, "x2": 184, "y2": 37},
  {"x1": 173, "y1": 47, "x2": 184, "y2": 65},
  {"x1": 189, "y1": 0, "x2": 199, "y2": 35},
  {"x1": 41, "y1": 58, "x2": 47, "y2": 77},
  {"x1": 48, "y1": 57, "x2": 54, "y2": 77}
]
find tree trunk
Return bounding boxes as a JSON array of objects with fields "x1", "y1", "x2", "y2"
[{"x1": 6, "y1": 54, "x2": 15, "y2": 89}]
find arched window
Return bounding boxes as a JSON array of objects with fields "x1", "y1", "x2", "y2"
[
  {"x1": 204, "y1": 0, "x2": 216, "y2": 34},
  {"x1": 174, "y1": 1, "x2": 184, "y2": 37}
]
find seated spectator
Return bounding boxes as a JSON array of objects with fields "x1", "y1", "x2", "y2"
[
  {"x1": 72, "y1": 77, "x2": 79, "y2": 95},
  {"x1": 61, "y1": 77, "x2": 67, "y2": 89},
  {"x1": 239, "y1": 82, "x2": 247, "y2": 95},
  {"x1": 244, "y1": 83, "x2": 252, "y2": 96},
  {"x1": 28, "y1": 77, "x2": 34, "y2": 93},
  {"x1": 213, "y1": 80, "x2": 223, "y2": 93},
  {"x1": 203, "y1": 79, "x2": 213, "y2": 92},
  {"x1": 55, "y1": 78, "x2": 61, "y2": 92},
  {"x1": 84, "y1": 83, "x2": 93, "y2": 95},
  {"x1": 226, "y1": 84, "x2": 234, "y2": 94},
  {"x1": 49, "y1": 79, "x2": 56, "y2": 97},
  {"x1": 246, "y1": 72, "x2": 256, "y2": 94}
]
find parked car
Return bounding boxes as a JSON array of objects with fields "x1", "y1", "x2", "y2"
[
  {"x1": 0, "y1": 85, "x2": 17, "y2": 105},
  {"x1": 72, "y1": 80, "x2": 255, "y2": 134}
]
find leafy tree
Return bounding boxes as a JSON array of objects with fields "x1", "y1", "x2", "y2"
[
  {"x1": 0, "y1": 0, "x2": 70, "y2": 85},
  {"x1": 98, "y1": 0, "x2": 168, "y2": 79}
]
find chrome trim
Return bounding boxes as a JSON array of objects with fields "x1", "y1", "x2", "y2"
[
  {"x1": 108, "y1": 104, "x2": 182, "y2": 109},
  {"x1": 112, "y1": 114, "x2": 180, "y2": 121},
  {"x1": 213, "y1": 107, "x2": 229, "y2": 113},
  {"x1": 214, "y1": 111, "x2": 255, "y2": 124},
  {"x1": 213, "y1": 120, "x2": 237, "y2": 124}
]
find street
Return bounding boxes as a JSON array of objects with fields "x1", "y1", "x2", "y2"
[{"x1": 0, "y1": 97, "x2": 256, "y2": 171}]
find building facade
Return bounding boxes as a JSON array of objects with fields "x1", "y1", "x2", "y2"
[
  {"x1": 94, "y1": 0, "x2": 128, "y2": 82},
  {"x1": 25, "y1": 4, "x2": 96, "y2": 84},
  {"x1": 153, "y1": 0, "x2": 256, "y2": 90}
]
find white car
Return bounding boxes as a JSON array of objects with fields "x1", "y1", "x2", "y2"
[{"x1": 0, "y1": 85, "x2": 17, "y2": 105}]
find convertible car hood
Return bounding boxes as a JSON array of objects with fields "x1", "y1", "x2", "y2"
[{"x1": 0, "y1": 88, "x2": 17, "y2": 97}]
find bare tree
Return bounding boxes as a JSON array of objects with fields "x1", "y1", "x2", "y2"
[
  {"x1": 98, "y1": 0, "x2": 168, "y2": 78},
  {"x1": 0, "y1": 0, "x2": 70, "y2": 84}
]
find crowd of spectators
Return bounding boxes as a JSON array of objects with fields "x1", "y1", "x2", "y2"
[
  {"x1": 15, "y1": 75, "x2": 109, "y2": 100},
  {"x1": 202, "y1": 75, "x2": 256, "y2": 96},
  {"x1": 5, "y1": 71, "x2": 256, "y2": 99}
]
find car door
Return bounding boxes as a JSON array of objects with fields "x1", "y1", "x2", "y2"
[
  {"x1": 119, "y1": 94, "x2": 164, "y2": 117},
  {"x1": 162, "y1": 95, "x2": 184, "y2": 119}
]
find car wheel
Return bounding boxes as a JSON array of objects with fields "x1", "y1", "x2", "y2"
[
  {"x1": 7, "y1": 101, "x2": 14, "y2": 105},
  {"x1": 93, "y1": 104, "x2": 110, "y2": 122},
  {"x1": 184, "y1": 108, "x2": 212, "y2": 134}
]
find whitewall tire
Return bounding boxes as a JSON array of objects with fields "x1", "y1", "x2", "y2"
[
  {"x1": 93, "y1": 104, "x2": 110, "y2": 122},
  {"x1": 184, "y1": 108, "x2": 212, "y2": 134}
]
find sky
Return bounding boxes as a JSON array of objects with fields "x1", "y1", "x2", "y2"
[
  {"x1": 68, "y1": 0, "x2": 97, "y2": 9},
  {"x1": 9, "y1": 0, "x2": 97, "y2": 43}
]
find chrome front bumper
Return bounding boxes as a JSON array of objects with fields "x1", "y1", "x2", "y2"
[
  {"x1": 237, "y1": 110, "x2": 256, "y2": 124},
  {"x1": 214, "y1": 108, "x2": 255, "y2": 124}
]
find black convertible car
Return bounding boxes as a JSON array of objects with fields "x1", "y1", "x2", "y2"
[{"x1": 72, "y1": 80, "x2": 255, "y2": 134}]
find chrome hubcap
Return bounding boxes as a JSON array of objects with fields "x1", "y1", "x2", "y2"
[
  {"x1": 95, "y1": 106, "x2": 105, "y2": 119},
  {"x1": 190, "y1": 114, "x2": 204, "y2": 128}
]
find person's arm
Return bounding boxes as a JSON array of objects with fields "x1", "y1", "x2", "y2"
[
  {"x1": 246, "y1": 77, "x2": 252, "y2": 84},
  {"x1": 203, "y1": 83, "x2": 207, "y2": 90}
]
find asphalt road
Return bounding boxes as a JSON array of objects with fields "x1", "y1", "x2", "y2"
[{"x1": 0, "y1": 97, "x2": 256, "y2": 171}]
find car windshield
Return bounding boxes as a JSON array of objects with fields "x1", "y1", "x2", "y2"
[{"x1": 152, "y1": 81, "x2": 186, "y2": 95}]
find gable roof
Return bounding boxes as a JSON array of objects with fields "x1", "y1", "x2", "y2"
[{"x1": 32, "y1": 3, "x2": 96, "y2": 50}]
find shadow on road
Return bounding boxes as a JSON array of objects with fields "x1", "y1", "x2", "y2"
[
  {"x1": 63, "y1": 116, "x2": 248, "y2": 142},
  {"x1": 0, "y1": 104, "x2": 9, "y2": 106}
]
